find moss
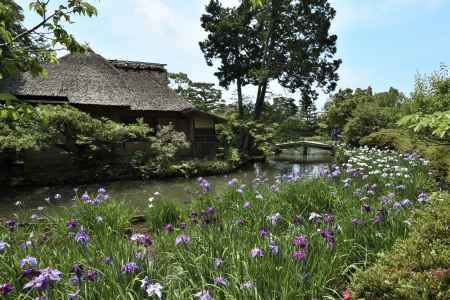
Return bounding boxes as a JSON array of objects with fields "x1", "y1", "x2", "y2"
[
  {"x1": 350, "y1": 192, "x2": 450, "y2": 300},
  {"x1": 361, "y1": 129, "x2": 450, "y2": 185}
]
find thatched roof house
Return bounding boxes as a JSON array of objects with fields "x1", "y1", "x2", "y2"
[{"x1": 1, "y1": 50, "x2": 223, "y2": 159}]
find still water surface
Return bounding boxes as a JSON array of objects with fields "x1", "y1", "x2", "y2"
[{"x1": 0, "y1": 148, "x2": 332, "y2": 217}]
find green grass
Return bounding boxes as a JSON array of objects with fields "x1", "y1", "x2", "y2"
[{"x1": 0, "y1": 147, "x2": 438, "y2": 299}]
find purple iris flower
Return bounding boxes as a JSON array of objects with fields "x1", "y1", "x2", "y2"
[
  {"x1": 270, "y1": 213, "x2": 281, "y2": 225},
  {"x1": 243, "y1": 201, "x2": 251, "y2": 209},
  {"x1": 319, "y1": 228, "x2": 336, "y2": 248},
  {"x1": 292, "y1": 235, "x2": 308, "y2": 249},
  {"x1": 178, "y1": 222, "x2": 187, "y2": 229},
  {"x1": 361, "y1": 203, "x2": 371, "y2": 213},
  {"x1": 19, "y1": 256, "x2": 37, "y2": 269},
  {"x1": 0, "y1": 282, "x2": 13, "y2": 295},
  {"x1": 271, "y1": 185, "x2": 279, "y2": 193},
  {"x1": 103, "y1": 256, "x2": 113, "y2": 265},
  {"x1": 228, "y1": 178, "x2": 238, "y2": 187},
  {"x1": 351, "y1": 218, "x2": 366, "y2": 225},
  {"x1": 21, "y1": 240, "x2": 32, "y2": 250},
  {"x1": 175, "y1": 234, "x2": 191, "y2": 246},
  {"x1": 71, "y1": 264, "x2": 84, "y2": 278},
  {"x1": 0, "y1": 241, "x2": 9, "y2": 252},
  {"x1": 130, "y1": 233, "x2": 153, "y2": 246},
  {"x1": 259, "y1": 227, "x2": 269, "y2": 237},
  {"x1": 98, "y1": 187, "x2": 107, "y2": 194},
  {"x1": 235, "y1": 218, "x2": 245, "y2": 225},
  {"x1": 194, "y1": 290, "x2": 213, "y2": 300},
  {"x1": 68, "y1": 288, "x2": 80, "y2": 299},
  {"x1": 164, "y1": 224, "x2": 174, "y2": 233},
  {"x1": 292, "y1": 249, "x2": 307, "y2": 261},
  {"x1": 75, "y1": 226, "x2": 89, "y2": 245},
  {"x1": 269, "y1": 242, "x2": 279, "y2": 255},
  {"x1": 120, "y1": 262, "x2": 138, "y2": 274},
  {"x1": 309, "y1": 212, "x2": 322, "y2": 223},
  {"x1": 66, "y1": 219, "x2": 78, "y2": 229},
  {"x1": 417, "y1": 192, "x2": 428, "y2": 203},
  {"x1": 54, "y1": 193, "x2": 62, "y2": 200},
  {"x1": 70, "y1": 275, "x2": 81, "y2": 286},
  {"x1": 401, "y1": 199, "x2": 412, "y2": 206},
  {"x1": 393, "y1": 202, "x2": 402, "y2": 209},
  {"x1": 140, "y1": 276, "x2": 150, "y2": 289},
  {"x1": 373, "y1": 208, "x2": 385, "y2": 224},
  {"x1": 23, "y1": 267, "x2": 62, "y2": 289},
  {"x1": 80, "y1": 192, "x2": 90, "y2": 202},
  {"x1": 240, "y1": 281, "x2": 254, "y2": 289},
  {"x1": 323, "y1": 213, "x2": 334, "y2": 224},
  {"x1": 199, "y1": 178, "x2": 210, "y2": 193},
  {"x1": 135, "y1": 251, "x2": 146, "y2": 260},
  {"x1": 5, "y1": 219, "x2": 17, "y2": 231},
  {"x1": 214, "y1": 275, "x2": 227, "y2": 286},
  {"x1": 86, "y1": 271, "x2": 97, "y2": 282},
  {"x1": 249, "y1": 247, "x2": 265, "y2": 257}
]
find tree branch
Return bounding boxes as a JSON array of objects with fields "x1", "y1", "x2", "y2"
[{"x1": 0, "y1": 12, "x2": 56, "y2": 47}]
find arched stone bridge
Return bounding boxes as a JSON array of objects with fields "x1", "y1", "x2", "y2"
[{"x1": 274, "y1": 140, "x2": 336, "y2": 157}]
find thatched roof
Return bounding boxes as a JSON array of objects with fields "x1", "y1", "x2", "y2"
[{"x1": 1, "y1": 50, "x2": 194, "y2": 112}]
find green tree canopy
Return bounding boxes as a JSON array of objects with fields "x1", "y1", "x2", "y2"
[
  {"x1": 169, "y1": 72, "x2": 225, "y2": 113},
  {"x1": 200, "y1": 0, "x2": 341, "y2": 121}
]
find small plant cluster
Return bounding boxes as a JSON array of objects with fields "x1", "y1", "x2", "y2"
[
  {"x1": 350, "y1": 192, "x2": 450, "y2": 299},
  {"x1": 0, "y1": 147, "x2": 439, "y2": 299}
]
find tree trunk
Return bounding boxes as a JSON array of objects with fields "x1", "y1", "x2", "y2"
[
  {"x1": 236, "y1": 78, "x2": 244, "y2": 120},
  {"x1": 253, "y1": 79, "x2": 268, "y2": 120}
]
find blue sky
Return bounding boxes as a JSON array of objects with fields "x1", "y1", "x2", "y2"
[{"x1": 17, "y1": 0, "x2": 450, "y2": 109}]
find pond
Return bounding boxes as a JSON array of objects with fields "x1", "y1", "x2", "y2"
[{"x1": 0, "y1": 148, "x2": 333, "y2": 218}]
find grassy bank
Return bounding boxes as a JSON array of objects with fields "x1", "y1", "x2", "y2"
[{"x1": 0, "y1": 147, "x2": 439, "y2": 299}]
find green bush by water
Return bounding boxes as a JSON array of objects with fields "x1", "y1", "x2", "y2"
[{"x1": 350, "y1": 192, "x2": 450, "y2": 300}]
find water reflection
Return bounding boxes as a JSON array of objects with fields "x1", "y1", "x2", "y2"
[{"x1": 0, "y1": 160, "x2": 330, "y2": 217}]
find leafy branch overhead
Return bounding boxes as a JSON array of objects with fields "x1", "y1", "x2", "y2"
[{"x1": 0, "y1": 0, "x2": 97, "y2": 79}]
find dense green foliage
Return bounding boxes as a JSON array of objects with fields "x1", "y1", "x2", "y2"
[
  {"x1": 0, "y1": 0, "x2": 96, "y2": 79},
  {"x1": 321, "y1": 87, "x2": 403, "y2": 145},
  {"x1": 215, "y1": 113, "x2": 277, "y2": 161},
  {"x1": 169, "y1": 72, "x2": 225, "y2": 113},
  {"x1": 398, "y1": 65, "x2": 450, "y2": 143},
  {"x1": 0, "y1": 104, "x2": 153, "y2": 153},
  {"x1": 0, "y1": 147, "x2": 436, "y2": 299},
  {"x1": 351, "y1": 192, "x2": 450, "y2": 299}
]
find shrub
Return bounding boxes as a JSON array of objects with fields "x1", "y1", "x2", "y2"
[
  {"x1": 350, "y1": 192, "x2": 450, "y2": 300},
  {"x1": 342, "y1": 102, "x2": 398, "y2": 145},
  {"x1": 0, "y1": 104, "x2": 153, "y2": 153}
]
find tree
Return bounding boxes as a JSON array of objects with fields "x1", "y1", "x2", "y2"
[
  {"x1": 199, "y1": 1, "x2": 255, "y2": 119},
  {"x1": 0, "y1": 0, "x2": 97, "y2": 79},
  {"x1": 321, "y1": 87, "x2": 403, "y2": 144},
  {"x1": 200, "y1": 0, "x2": 341, "y2": 122},
  {"x1": 169, "y1": 72, "x2": 225, "y2": 112},
  {"x1": 399, "y1": 65, "x2": 450, "y2": 144},
  {"x1": 0, "y1": 0, "x2": 97, "y2": 119}
]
